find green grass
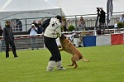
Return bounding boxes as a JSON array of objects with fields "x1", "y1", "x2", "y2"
[{"x1": 0, "y1": 45, "x2": 124, "y2": 82}]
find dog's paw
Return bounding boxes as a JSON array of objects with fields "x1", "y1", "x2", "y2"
[
  {"x1": 74, "y1": 66, "x2": 78, "y2": 69},
  {"x1": 83, "y1": 58, "x2": 90, "y2": 62}
]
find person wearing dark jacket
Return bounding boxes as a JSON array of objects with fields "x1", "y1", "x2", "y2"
[
  {"x1": 99, "y1": 8, "x2": 105, "y2": 25},
  {"x1": 3, "y1": 20, "x2": 18, "y2": 58},
  {"x1": 37, "y1": 20, "x2": 43, "y2": 34},
  {"x1": 0, "y1": 26, "x2": 3, "y2": 36}
]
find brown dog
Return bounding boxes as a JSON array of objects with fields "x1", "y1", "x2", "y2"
[{"x1": 59, "y1": 34, "x2": 90, "y2": 68}]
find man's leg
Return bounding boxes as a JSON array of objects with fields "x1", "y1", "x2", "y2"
[
  {"x1": 34, "y1": 37, "x2": 38, "y2": 50},
  {"x1": 10, "y1": 41, "x2": 18, "y2": 57},
  {"x1": 31, "y1": 37, "x2": 35, "y2": 50},
  {"x1": 5, "y1": 42, "x2": 9, "y2": 58},
  {"x1": 44, "y1": 37, "x2": 65, "y2": 71}
]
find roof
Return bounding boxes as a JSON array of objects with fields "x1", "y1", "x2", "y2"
[
  {"x1": 0, "y1": 0, "x2": 57, "y2": 11},
  {"x1": 0, "y1": 0, "x2": 124, "y2": 16}
]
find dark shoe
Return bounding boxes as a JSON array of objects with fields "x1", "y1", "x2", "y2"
[
  {"x1": 6, "y1": 57, "x2": 9, "y2": 58},
  {"x1": 14, "y1": 55, "x2": 18, "y2": 58}
]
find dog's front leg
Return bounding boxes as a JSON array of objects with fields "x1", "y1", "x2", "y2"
[{"x1": 59, "y1": 48, "x2": 64, "y2": 51}]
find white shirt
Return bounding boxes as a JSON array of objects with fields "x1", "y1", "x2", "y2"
[
  {"x1": 114, "y1": 23, "x2": 118, "y2": 29},
  {"x1": 119, "y1": 17, "x2": 124, "y2": 23},
  {"x1": 44, "y1": 18, "x2": 61, "y2": 38},
  {"x1": 30, "y1": 27, "x2": 38, "y2": 36}
]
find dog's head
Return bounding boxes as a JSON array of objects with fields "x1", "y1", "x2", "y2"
[{"x1": 60, "y1": 34, "x2": 66, "y2": 41}]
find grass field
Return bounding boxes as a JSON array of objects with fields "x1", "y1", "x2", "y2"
[{"x1": 0, "y1": 45, "x2": 124, "y2": 82}]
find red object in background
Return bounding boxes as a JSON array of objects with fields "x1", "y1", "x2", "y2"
[
  {"x1": 123, "y1": 34, "x2": 124, "y2": 44},
  {"x1": 111, "y1": 34, "x2": 123, "y2": 45}
]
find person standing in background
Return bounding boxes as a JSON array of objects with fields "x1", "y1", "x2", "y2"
[
  {"x1": 32, "y1": 20, "x2": 38, "y2": 27},
  {"x1": 62, "y1": 17, "x2": 67, "y2": 32},
  {"x1": 97, "y1": 7, "x2": 106, "y2": 35},
  {"x1": 99, "y1": 8, "x2": 105, "y2": 26},
  {"x1": 37, "y1": 20, "x2": 43, "y2": 34},
  {"x1": 0, "y1": 26, "x2": 3, "y2": 52},
  {"x1": 76, "y1": 16, "x2": 86, "y2": 31},
  {"x1": 0, "y1": 26, "x2": 3, "y2": 36},
  {"x1": 119, "y1": 14, "x2": 124, "y2": 23},
  {"x1": 28, "y1": 24, "x2": 38, "y2": 50},
  {"x1": 3, "y1": 20, "x2": 18, "y2": 58},
  {"x1": 114, "y1": 19, "x2": 119, "y2": 29}
]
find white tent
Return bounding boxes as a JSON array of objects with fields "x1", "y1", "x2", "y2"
[
  {"x1": 0, "y1": 0, "x2": 124, "y2": 31},
  {"x1": 0, "y1": 0, "x2": 64, "y2": 31},
  {"x1": 0, "y1": 0, "x2": 55, "y2": 11},
  {"x1": 0, "y1": 0, "x2": 124, "y2": 18},
  {"x1": 0, "y1": 0, "x2": 64, "y2": 20}
]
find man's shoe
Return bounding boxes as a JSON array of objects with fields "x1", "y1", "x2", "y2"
[
  {"x1": 56, "y1": 61, "x2": 66, "y2": 70},
  {"x1": 46, "y1": 61, "x2": 56, "y2": 71},
  {"x1": 14, "y1": 56, "x2": 18, "y2": 58}
]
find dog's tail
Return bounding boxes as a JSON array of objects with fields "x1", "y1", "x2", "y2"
[{"x1": 79, "y1": 55, "x2": 90, "y2": 62}]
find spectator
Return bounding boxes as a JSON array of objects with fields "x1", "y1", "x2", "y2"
[
  {"x1": 32, "y1": 20, "x2": 38, "y2": 27},
  {"x1": 43, "y1": 15, "x2": 65, "y2": 71},
  {"x1": 99, "y1": 8, "x2": 105, "y2": 25},
  {"x1": 114, "y1": 19, "x2": 119, "y2": 29},
  {"x1": 0, "y1": 26, "x2": 3, "y2": 36},
  {"x1": 76, "y1": 16, "x2": 85, "y2": 31},
  {"x1": 0, "y1": 39, "x2": 1, "y2": 52},
  {"x1": 28, "y1": 24, "x2": 38, "y2": 50},
  {"x1": 62, "y1": 18, "x2": 67, "y2": 32},
  {"x1": 0, "y1": 26, "x2": 3, "y2": 52},
  {"x1": 98, "y1": 8, "x2": 105, "y2": 34},
  {"x1": 37, "y1": 20, "x2": 43, "y2": 34},
  {"x1": 119, "y1": 14, "x2": 124, "y2": 23},
  {"x1": 79, "y1": 16, "x2": 85, "y2": 26},
  {"x1": 3, "y1": 20, "x2": 18, "y2": 58}
]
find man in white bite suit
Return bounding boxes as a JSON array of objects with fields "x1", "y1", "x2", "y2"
[{"x1": 43, "y1": 15, "x2": 66, "y2": 71}]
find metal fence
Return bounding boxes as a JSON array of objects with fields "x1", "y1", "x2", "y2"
[
  {"x1": 0, "y1": 13, "x2": 123, "y2": 33},
  {"x1": 0, "y1": 35, "x2": 44, "y2": 52},
  {"x1": 1, "y1": 28, "x2": 124, "y2": 52}
]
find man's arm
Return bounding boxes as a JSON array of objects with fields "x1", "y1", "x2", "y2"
[
  {"x1": 3, "y1": 28, "x2": 6, "y2": 40},
  {"x1": 41, "y1": 18, "x2": 51, "y2": 32}
]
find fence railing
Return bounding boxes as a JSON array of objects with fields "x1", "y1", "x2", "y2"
[
  {"x1": 0, "y1": 13, "x2": 123, "y2": 32},
  {"x1": 0, "y1": 34, "x2": 44, "y2": 52},
  {"x1": 0, "y1": 28, "x2": 124, "y2": 52}
]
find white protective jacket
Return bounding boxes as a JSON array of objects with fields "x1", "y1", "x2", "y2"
[{"x1": 44, "y1": 18, "x2": 61, "y2": 38}]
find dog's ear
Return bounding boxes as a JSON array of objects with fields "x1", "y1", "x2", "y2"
[
  {"x1": 60, "y1": 34, "x2": 66, "y2": 40},
  {"x1": 64, "y1": 35, "x2": 66, "y2": 39},
  {"x1": 61, "y1": 34, "x2": 66, "y2": 39}
]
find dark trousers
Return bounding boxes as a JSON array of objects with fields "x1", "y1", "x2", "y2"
[
  {"x1": 5, "y1": 40, "x2": 17, "y2": 58},
  {"x1": 44, "y1": 36, "x2": 61, "y2": 62}
]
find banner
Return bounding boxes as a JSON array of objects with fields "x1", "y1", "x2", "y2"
[{"x1": 107, "y1": 0, "x2": 113, "y2": 24}]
